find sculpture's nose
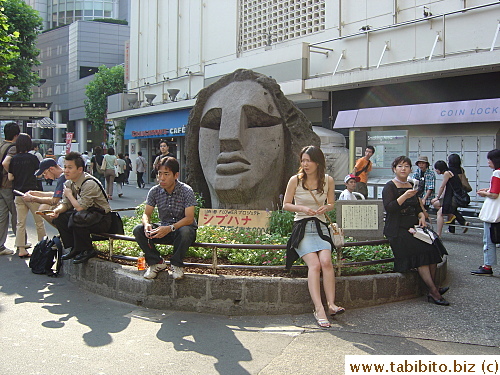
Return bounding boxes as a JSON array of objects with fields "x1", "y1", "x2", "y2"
[{"x1": 219, "y1": 108, "x2": 243, "y2": 152}]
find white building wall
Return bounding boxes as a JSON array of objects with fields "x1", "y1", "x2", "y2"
[{"x1": 126, "y1": 0, "x2": 500, "y2": 101}]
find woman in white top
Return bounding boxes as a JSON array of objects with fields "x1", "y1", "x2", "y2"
[
  {"x1": 283, "y1": 145, "x2": 344, "y2": 328},
  {"x1": 114, "y1": 153, "x2": 127, "y2": 198},
  {"x1": 102, "y1": 147, "x2": 117, "y2": 199}
]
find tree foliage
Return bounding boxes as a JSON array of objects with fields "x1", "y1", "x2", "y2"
[
  {"x1": 1, "y1": 0, "x2": 43, "y2": 101},
  {"x1": 0, "y1": 0, "x2": 20, "y2": 94},
  {"x1": 84, "y1": 64, "x2": 125, "y2": 138}
]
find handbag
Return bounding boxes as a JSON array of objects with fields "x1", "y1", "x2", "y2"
[
  {"x1": 451, "y1": 175, "x2": 470, "y2": 208},
  {"x1": 453, "y1": 188, "x2": 470, "y2": 208},
  {"x1": 490, "y1": 222, "x2": 500, "y2": 244},
  {"x1": 150, "y1": 168, "x2": 157, "y2": 179},
  {"x1": 306, "y1": 186, "x2": 344, "y2": 248},
  {"x1": 458, "y1": 168, "x2": 472, "y2": 192},
  {"x1": 95, "y1": 155, "x2": 105, "y2": 175}
]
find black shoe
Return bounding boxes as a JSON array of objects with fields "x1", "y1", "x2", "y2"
[
  {"x1": 471, "y1": 266, "x2": 493, "y2": 276},
  {"x1": 61, "y1": 248, "x2": 80, "y2": 260},
  {"x1": 427, "y1": 295, "x2": 450, "y2": 306},
  {"x1": 438, "y1": 287, "x2": 449, "y2": 295},
  {"x1": 72, "y1": 250, "x2": 97, "y2": 264}
]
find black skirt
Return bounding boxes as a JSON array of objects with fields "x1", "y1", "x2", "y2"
[{"x1": 387, "y1": 215, "x2": 447, "y2": 272}]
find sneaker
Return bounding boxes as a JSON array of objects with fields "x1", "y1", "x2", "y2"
[
  {"x1": 143, "y1": 262, "x2": 168, "y2": 279},
  {"x1": 171, "y1": 265, "x2": 184, "y2": 280},
  {"x1": 0, "y1": 248, "x2": 14, "y2": 255},
  {"x1": 470, "y1": 266, "x2": 493, "y2": 276}
]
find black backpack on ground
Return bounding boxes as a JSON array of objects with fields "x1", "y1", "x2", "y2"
[{"x1": 29, "y1": 236, "x2": 63, "y2": 277}]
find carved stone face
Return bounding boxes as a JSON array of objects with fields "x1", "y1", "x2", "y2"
[{"x1": 198, "y1": 81, "x2": 285, "y2": 208}]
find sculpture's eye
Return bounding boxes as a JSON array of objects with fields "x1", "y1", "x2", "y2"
[
  {"x1": 243, "y1": 105, "x2": 282, "y2": 128},
  {"x1": 200, "y1": 108, "x2": 222, "y2": 130}
]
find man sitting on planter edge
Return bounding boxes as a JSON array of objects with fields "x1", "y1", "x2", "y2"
[{"x1": 133, "y1": 157, "x2": 197, "y2": 280}]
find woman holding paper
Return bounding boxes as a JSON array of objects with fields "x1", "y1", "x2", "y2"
[
  {"x1": 6, "y1": 133, "x2": 46, "y2": 257},
  {"x1": 382, "y1": 156, "x2": 449, "y2": 306}
]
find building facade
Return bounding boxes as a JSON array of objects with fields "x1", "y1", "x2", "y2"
[
  {"x1": 107, "y1": 0, "x2": 500, "y2": 196},
  {"x1": 25, "y1": 0, "x2": 130, "y2": 153},
  {"x1": 24, "y1": 0, "x2": 129, "y2": 30}
]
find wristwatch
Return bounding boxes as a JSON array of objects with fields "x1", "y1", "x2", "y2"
[{"x1": 170, "y1": 224, "x2": 175, "y2": 232}]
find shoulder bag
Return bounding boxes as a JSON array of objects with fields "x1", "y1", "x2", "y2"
[
  {"x1": 450, "y1": 173, "x2": 470, "y2": 208},
  {"x1": 70, "y1": 177, "x2": 124, "y2": 234},
  {"x1": 306, "y1": 186, "x2": 344, "y2": 248},
  {"x1": 458, "y1": 168, "x2": 473, "y2": 192}
]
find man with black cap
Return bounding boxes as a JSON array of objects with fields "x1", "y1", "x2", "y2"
[
  {"x1": 22, "y1": 158, "x2": 66, "y2": 224},
  {"x1": 412, "y1": 155, "x2": 436, "y2": 210}
]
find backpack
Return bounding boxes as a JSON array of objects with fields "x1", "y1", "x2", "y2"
[
  {"x1": 29, "y1": 236, "x2": 63, "y2": 277},
  {"x1": 0, "y1": 143, "x2": 15, "y2": 187}
]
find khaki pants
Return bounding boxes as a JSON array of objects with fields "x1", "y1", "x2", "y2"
[
  {"x1": 356, "y1": 182, "x2": 368, "y2": 199},
  {"x1": 14, "y1": 196, "x2": 46, "y2": 249}
]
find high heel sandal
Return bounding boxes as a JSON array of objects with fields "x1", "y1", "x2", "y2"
[
  {"x1": 438, "y1": 287, "x2": 449, "y2": 295},
  {"x1": 313, "y1": 310, "x2": 331, "y2": 328},
  {"x1": 427, "y1": 295, "x2": 450, "y2": 306},
  {"x1": 328, "y1": 304, "x2": 346, "y2": 316}
]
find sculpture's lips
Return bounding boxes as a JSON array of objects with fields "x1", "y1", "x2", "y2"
[{"x1": 216, "y1": 152, "x2": 251, "y2": 175}]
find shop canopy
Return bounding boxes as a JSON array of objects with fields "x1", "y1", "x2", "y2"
[
  {"x1": 124, "y1": 108, "x2": 190, "y2": 140},
  {"x1": 334, "y1": 98, "x2": 500, "y2": 128}
]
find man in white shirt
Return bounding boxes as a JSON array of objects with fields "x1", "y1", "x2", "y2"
[{"x1": 338, "y1": 174, "x2": 360, "y2": 200}]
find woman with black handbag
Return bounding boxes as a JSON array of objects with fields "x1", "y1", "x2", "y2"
[
  {"x1": 383, "y1": 156, "x2": 449, "y2": 306},
  {"x1": 284, "y1": 146, "x2": 344, "y2": 328},
  {"x1": 431, "y1": 160, "x2": 469, "y2": 237},
  {"x1": 471, "y1": 149, "x2": 500, "y2": 276}
]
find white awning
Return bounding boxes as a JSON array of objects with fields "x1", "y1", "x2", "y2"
[{"x1": 334, "y1": 98, "x2": 500, "y2": 128}]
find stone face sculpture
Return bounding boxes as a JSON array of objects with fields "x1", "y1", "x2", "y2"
[{"x1": 186, "y1": 69, "x2": 320, "y2": 210}]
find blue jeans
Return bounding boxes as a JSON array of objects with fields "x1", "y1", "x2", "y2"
[
  {"x1": 0, "y1": 188, "x2": 17, "y2": 250},
  {"x1": 483, "y1": 222, "x2": 498, "y2": 266},
  {"x1": 133, "y1": 224, "x2": 197, "y2": 267}
]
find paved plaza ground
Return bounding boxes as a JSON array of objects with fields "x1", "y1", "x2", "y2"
[{"x1": 0, "y1": 183, "x2": 498, "y2": 374}]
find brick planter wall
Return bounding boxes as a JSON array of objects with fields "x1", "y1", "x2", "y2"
[{"x1": 65, "y1": 258, "x2": 447, "y2": 315}]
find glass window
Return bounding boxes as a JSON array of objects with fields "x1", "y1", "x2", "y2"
[
  {"x1": 104, "y1": 10, "x2": 111, "y2": 17},
  {"x1": 67, "y1": 2, "x2": 74, "y2": 11},
  {"x1": 94, "y1": 10, "x2": 103, "y2": 17},
  {"x1": 75, "y1": 10, "x2": 82, "y2": 16},
  {"x1": 80, "y1": 66, "x2": 99, "y2": 79},
  {"x1": 104, "y1": 3, "x2": 112, "y2": 11},
  {"x1": 84, "y1": 10, "x2": 93, "y2": 16},
  {"x1": 94, "y1": 2, "x2": 103, "y2": 10},
  {"x1": 84, "y1": 2, "x2": 94, "y2": 10}
]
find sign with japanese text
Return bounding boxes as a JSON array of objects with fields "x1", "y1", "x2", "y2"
[
  {"x1": 199, "y1": 208, "x2": 270, "y2": 229},
  {"x1": 341, "y1": 204, "x2": 379, "y2": 230}
]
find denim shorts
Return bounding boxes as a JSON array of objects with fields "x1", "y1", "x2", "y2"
[{"x1": 295, "y1": 220, "x2": 332, "y2": 258}]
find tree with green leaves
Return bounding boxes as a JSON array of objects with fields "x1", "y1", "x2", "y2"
[
  {"x1": 84, "y1": 64, "x2": 125, "y2": 142},
  {"x1": 0, "y1": 0, "x2": 20, "y2": 95},
  {"x1": 1, "y1": 0, "x2": 43, "y2": 101}
]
